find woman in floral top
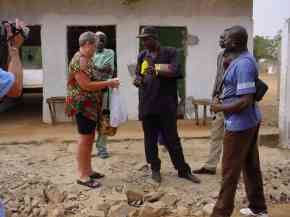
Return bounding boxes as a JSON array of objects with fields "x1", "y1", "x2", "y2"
[{"x1": 65, "y1": 32, "x2": 119, "y2": 188}]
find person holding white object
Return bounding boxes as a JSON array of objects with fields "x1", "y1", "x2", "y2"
[{"x1": 110, "y1": 87, "x2": 128, "y2": 128}]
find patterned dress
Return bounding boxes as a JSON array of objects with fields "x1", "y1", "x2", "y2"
[{"x1": 65, "y1": 52, "x2": 102, "y2": 122}]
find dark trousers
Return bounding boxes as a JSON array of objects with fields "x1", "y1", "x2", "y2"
[
  {"x1": 211, "y1": 125, "x2": 267, "y2": 217},
  {"x1": 158, "y1": 132, "x2": 166, "y2": 146},
  {"x1": 142, "y1": 113, "x2": 190, "y2": 174}
]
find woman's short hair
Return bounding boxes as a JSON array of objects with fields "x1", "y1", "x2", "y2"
[{"x1": 79, "y1": 31, "x2": 96, "y2": 47}]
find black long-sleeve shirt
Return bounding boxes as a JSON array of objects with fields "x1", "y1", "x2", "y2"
[{"x1": 135, "y1": 47, "x2": 181, "y2": 118}]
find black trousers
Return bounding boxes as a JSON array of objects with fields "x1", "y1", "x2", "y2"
[{"x1": 142, "y1": 113, "x2": 190, "y2": 174}]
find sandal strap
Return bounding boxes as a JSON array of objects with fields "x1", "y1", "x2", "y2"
[
  {"x1": 90, "y1": 171, "x2": 105, "y2": 179},
  {"x1": 77, "y1": 178, "x2": 101, "y2": 188}
]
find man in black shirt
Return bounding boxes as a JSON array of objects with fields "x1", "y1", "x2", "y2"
[{"x1": 133, "y1": 26, "x2": 200, "y2": 184}]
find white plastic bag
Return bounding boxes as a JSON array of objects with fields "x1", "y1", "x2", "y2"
[{"x1": 110, "y1": 88, "x2": 128, "y2": 127}]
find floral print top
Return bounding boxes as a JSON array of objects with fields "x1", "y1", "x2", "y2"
[{"x1": 65, "y1": 52, "x2": 102, "y2": 121}]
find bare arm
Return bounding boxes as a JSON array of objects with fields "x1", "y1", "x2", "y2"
[
  {"x1": 74, "y1": 71, "x2": 119, "y2": 91},
  {"x1": 74, "y1": 56, "x2": 119, "y2": 91},
  {"x1": 211, "y1": 94, "x2": 254, "y2": 113},
  {"x1": 6, "y1": 46, "x2": 23, "y2": 97}
]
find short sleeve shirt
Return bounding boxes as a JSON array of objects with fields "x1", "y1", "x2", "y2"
[
  {"x1": 92, "y1": 49, "x2": 115, "y2": 80},
  {"x1": 222, "y1": 52, "x2": 261, "y2": 131},
  {"x1": 65, "y1": 52, "x2": 102, "y2": 121},
  {"x1": 0, "y1": 68, "x2": 15, "y2": 98}
]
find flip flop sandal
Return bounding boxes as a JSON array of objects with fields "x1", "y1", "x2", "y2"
[
  {"x1": 77, "y1": 178, "x2": 101, "y2": 189},
  {"x1": 89, "y1": 171, "x2": 105, "y2": 179},
  {"x1": 128, "y1": 200, "x2": 143, "y2": 207},
  {"x1": 99, "y1": 152, "x2": 109, "y2": 159}
]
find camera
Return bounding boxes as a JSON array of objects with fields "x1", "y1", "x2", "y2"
[
  {"x1": 0, "y1": 20, "x2": 29, "y2": 69},
  {"x1": 1, "y1": 21, "x2": 30, "y2": 45}
]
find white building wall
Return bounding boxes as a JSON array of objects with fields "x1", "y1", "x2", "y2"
[
  {"x1": 279, "y1": 19, "x2": 290, "y2": 149},
  {"x1": 0, "y1": 0, "x2": 253, "y2": 123}
]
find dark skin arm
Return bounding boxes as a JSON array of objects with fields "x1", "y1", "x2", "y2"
[{"x1": 211, "y1": 94, "x2": 254, "y2": 113}]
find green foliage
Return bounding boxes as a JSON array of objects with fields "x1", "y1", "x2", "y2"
[{"x1": 254, "y1": 32, "x2": 281, "y2": 62}]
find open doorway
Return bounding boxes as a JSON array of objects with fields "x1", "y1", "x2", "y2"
[
  {"x1": 21, "y1": 25, "x2": 43, "y2": 93},
  {"x1": 139, "y1": 26, "x2": 187, "y2": 118},
  {"x1": 67, "y1": 25, "x2": 117, "y2": 72},
  {"x1": 0, "y1": 25, "x2": 43, "y2": 125}
]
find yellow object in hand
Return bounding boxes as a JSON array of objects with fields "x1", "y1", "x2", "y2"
[{"x1": 141, "y1": 60, "x2": 149, "y2": 75}]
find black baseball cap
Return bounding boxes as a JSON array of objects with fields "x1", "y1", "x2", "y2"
[{"x1": 137, "y1": 26, "x2": 158, "y2": 39}]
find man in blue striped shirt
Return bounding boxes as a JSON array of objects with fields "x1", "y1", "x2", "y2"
[{"x1": 210, "y1": 26, "x2": 267, "y2": 217}]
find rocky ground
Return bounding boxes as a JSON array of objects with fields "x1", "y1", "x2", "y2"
[
  {"x1": 0, "y1": 138, "x2": 290, "y2": 217},
  {"x1": 0, "y1": 73, "x2": 287, "y2": 217}
]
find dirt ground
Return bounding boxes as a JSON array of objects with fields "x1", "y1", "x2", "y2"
[
  {"x1": 0, "y1": 73, "x2": 279, "y2": 144},
  {"x1": 1, "y1": 138, "x2": 290, "y2": 217},
  {"x1": 259, "y1": 73, "x2": 279, "y2": 128},
  {"x1": 0, "y1": 73, "x2": 289, "y2": 217}
]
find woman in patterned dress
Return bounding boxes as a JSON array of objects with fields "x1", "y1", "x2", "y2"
[{"x1": 65, "y1": 32, "x2": 119, "y2": 188}]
